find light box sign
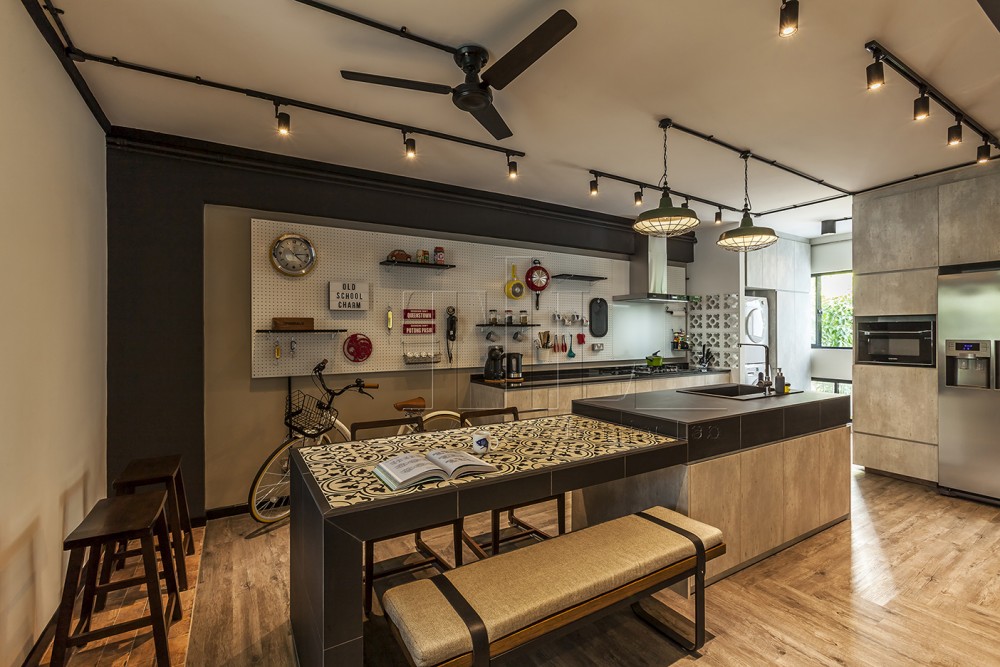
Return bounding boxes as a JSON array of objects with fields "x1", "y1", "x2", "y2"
[{"x1": 329, "y1": 281, "x2": 369, "y2": 311}]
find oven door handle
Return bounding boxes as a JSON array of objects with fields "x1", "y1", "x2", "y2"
[{"x1": 859, "y1": 329, "x2": 933, "y2": 335}]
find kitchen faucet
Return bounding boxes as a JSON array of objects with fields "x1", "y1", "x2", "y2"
[{"x1": 738, "y1": 343, "x2": 772, "y2": 394}]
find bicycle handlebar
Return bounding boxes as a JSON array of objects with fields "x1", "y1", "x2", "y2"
[
  {"x1": 313, "y1": 361, "x2": 377, "y2": 409},
  {"x1": 363, "y1": 383, "x2": 379, "y2": 389}
]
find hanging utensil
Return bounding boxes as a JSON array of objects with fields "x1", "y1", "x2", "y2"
[
  {"x1": 567, "y1": 337, "x2": 576, "y2": 358},
  {"x1": 524, "y1": 258, "x2": 550, "y2": 311},
  {"x1": 504, "y1": 263, "x2": 525, "y2": 299}
]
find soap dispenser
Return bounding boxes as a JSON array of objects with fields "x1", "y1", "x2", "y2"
[{"x1": 774, "y1": 368, "x2": 786, "y2": 395}]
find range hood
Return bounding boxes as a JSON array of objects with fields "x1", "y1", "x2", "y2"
[{"x1": 612, "y1": 233, "x2": 692, "y2": 303}]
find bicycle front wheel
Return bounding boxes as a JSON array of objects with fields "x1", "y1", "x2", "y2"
[{"x1": 248, "y1": 427, "x2": 348, "y2": 523}]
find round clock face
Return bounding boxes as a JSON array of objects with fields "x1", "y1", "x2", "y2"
[{"x1": 270, "y1": 234, "x2": 316, "y2": 276}]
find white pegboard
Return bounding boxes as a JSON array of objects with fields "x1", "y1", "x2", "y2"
[{"x1": 251, "y1": 217, "x2": 648, "y2": 378}]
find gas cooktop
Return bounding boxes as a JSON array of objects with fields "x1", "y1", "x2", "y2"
[{"x1": 598, "y1": 364, "x2": 689, "y2": 377}]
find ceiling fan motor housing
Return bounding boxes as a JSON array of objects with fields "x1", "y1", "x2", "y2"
[{"x1": 452, "y1": 45, "x2": 492, "y2": 111}]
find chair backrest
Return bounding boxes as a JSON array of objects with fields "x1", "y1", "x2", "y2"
[
  {"x1": 351, "y1": 415, "x2": 425, "y2": 441},
  {"x1": 459, "y1": 407, "x2": 520, "y2": 427}
]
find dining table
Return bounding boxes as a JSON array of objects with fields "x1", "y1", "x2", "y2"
[{"x1": 289, "y1": 413, "x2": 686, "y2": 666}]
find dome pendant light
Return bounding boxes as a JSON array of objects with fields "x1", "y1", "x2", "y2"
[
  {"x1": 717, "y1": 154, "x2": 779, "y2": 253},
  {"x1": 633, "y1": 122, "x2": 700, "y2": 237}
]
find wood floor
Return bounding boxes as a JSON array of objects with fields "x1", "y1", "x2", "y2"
[{"x1": 188, "y1": 469, "x2": 1000, "y2": 666}]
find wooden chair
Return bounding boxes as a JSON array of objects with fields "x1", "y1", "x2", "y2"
[
  {"x1": 52, "y1": 490, "x2": 181, "y2": 666},
  {"x1": 105, "y1": 455, "x2": 195, "y2": 592},
  {"x1": 352, "y1": 416, "x2": 464, "y2": 616},
  {"x1": 459, "y1": 407, "x2": 567, "y2": 557}
]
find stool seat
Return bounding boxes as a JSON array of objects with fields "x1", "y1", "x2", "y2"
[
  {"x1": 114, "y1": 455, "x2": 182, "y2": 487},
  {"x1": 65, "y1": 491, "x2": 167, "y2": 548}
]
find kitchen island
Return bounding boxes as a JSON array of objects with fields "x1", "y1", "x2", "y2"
[{"x1": 572, "y1": 385, "x2": 852, "y2": 582}]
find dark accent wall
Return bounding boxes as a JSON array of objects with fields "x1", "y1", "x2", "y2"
[{"x1": 107, "y1": 128, "x2": 673, "y2": 517}]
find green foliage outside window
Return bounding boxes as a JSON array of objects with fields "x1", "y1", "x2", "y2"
[{"x1": 820, "y1": 293, "x2": 854, "y2": 347}]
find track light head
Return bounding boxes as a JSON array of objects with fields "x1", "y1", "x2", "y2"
[
  {"x1": 276, "y1": 111, "x2": 291, "y2": 136},
  {"x1": 866, "y1": 59, "x2": 885, "y2": 91},
  {"x1": 590, "y1": 178, "x2": 599, "y2": 196},
  {"x1": 508, "y1": 159, "x2": 518, "y2": 179},
  {"x1": 779, "y1": 0, "x2": 799, "y2": 37},
  {"x1": 978, "y1": 142, "x2": 991, "y2": 164},
  {"x1": 715, "y1": 209, "x2": 723, "y2": 225},
  {"x1": 913, "y1": 92, "x2": 930, "y2": 121},
  {"x1": 821, "y1": 220, "x2": 837, "y2": 235},
  {"x1": 948, "y1": 121, "x2": 963, "y2": 146},
  {"x1": 404, "y1": 136, "x2": 417, "y2": 158},
  {"x1": 634, "y1": 190, "x2": 643, "y2": 206}
]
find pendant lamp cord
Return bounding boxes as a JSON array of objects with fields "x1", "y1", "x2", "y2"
[
  {"x1": 742, "y1": 153, "x2": 752, "y2": 212},
  {"x1": 660, "y1": 127, "x2": 669, "y2": 192}
]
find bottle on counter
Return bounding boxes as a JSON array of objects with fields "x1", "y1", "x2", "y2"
[{"x1": 774, "y1": 368, "x2": 786, "y2": 394}]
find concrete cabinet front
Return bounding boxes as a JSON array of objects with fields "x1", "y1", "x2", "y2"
[
  {"x1": 853, "y1": 187, "x2": 939, "y2": 275},
  {"x1": 939, "y1": 171, "x2": 1000, "y2": 266}
]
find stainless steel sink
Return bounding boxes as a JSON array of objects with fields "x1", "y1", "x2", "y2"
[{"x1": 678, "y1": 383, "x2": 802, "y2": 401}]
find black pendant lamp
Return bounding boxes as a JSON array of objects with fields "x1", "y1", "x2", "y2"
[
  {"x1": 717, "y1": 154, "x2": 779, "y2": 253},
  {"x1": 633, "y1": 122, "x2": 700, "y2": 237}
]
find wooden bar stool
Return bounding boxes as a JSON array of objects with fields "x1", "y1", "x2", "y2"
[
  {"x1": 52, "y1": 490, "x2": 181, "y2": 667},
  {"x1": 110, "y1": 455, "x2": 194, "y2": 590},
  {"x1": 460, "y1": 407, "x2": 567, "y2": 557}
]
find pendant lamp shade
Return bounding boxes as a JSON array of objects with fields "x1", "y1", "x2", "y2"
[
  {"x1": 717, "y1": 210, "x2": 779, "y2": 252},
  {"x1": 633, "y1": 192, "x2": 700, "y2": 237}
]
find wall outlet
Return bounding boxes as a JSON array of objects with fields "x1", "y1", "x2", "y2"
[{"x1": 591, "y1": 343, "x2": 605, "y2": 352}]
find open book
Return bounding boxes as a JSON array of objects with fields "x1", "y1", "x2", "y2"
[{"x1": 373, "y1": 450, "x2": 498, "y2": 491}]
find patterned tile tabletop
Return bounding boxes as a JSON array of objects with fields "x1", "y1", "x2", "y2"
[{"x1": 299, "y1": 414, "x2": 680, "y2": 510}]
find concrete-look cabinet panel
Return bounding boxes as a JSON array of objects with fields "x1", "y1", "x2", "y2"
[
  {"x1": 852, "y1": 364, "x2": 938, "y2": 444},
  {"x1": 853, "y1": 268, "x2": 938, "y2": 316},
  {"x1": 853, "y1": 431, "x2": 938, "y2": 482},
  {"x1": 853, "y1": 187, "x2": 939, "y2": 275},
  {"x1": 745, "y1": 238, "x2": 807, "y2": 292},
  {"x1": 939, "y1": 172, "x2": 1000, "y2": 266}
]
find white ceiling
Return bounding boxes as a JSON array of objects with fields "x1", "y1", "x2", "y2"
[{"x1": 52, "y1": 0, "x2": 1000, "y2": 238}]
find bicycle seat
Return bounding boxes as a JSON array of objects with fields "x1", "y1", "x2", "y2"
[{"x1": 394, "y1": 397, "x2": 426, "y2": 412}]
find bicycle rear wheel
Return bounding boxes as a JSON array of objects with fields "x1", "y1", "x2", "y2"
[{"x1": 248, "y1": 423, "x2": 348, "y2": 523}]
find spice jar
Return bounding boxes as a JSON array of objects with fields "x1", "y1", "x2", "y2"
[
  {"x1": 519, "y1": 310, "x2": 529, "y2": 325},
  {"x1": 505, "y1": 309, "x2": 514, "y2": 325},
  {"x1": 488, "y1": 309, "x2": 498, "y2": 324},
  {"x1": 434, "y1": 246, "x2": 445, "y2": 264}
]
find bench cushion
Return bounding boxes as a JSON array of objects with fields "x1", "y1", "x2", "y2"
[{"x1": 382, "y1": 506, "x2": 722, "y2": 667}]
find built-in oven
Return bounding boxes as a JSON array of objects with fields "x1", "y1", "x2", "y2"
[{"x1": 855, "y1": 315, "x2": 936, "y2": 367}]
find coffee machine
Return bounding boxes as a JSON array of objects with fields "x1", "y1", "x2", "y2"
[
  {"x1": 484, "y1": 345, "x2": 505, "y2": 380},
  {"x1": 505, "y1": 352, "x2": 523, "y2": 380}
]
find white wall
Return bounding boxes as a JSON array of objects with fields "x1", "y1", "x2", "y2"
[
  {"x1": 0, "y1": 7, "x2": 107, "y2": 664},
  {"x1": 810, "y1": 234, "x2": 853, "y2": 383}
]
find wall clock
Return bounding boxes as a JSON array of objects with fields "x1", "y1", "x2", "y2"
[{"x1": 270, "y1": 233, "x2": 317, "y2": 276}]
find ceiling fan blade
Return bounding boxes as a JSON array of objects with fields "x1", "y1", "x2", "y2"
[
  {"x1": 979, "y1": 0, "x2": 1000, "y2": 32},
  {"x1": 340, "y1": 70, "x2": 453, "y2": 95},
  {"x1": 482, "y1": 9, "x2": 577, "y2": 90},
  {"x1": 469, "y1": 103, "x2": 513, "y2": 140}
]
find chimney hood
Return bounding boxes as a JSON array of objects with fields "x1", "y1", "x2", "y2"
[{"x1": 612, "y1": 233, "x2": 694, "y2": 303}]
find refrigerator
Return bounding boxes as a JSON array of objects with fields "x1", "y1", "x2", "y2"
[{"x1": 938, "y1": 269, "x2": 1000, "y2": 503}]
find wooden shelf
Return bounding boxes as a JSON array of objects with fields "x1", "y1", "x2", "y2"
[
  {"x1": 475, "y1": 323, "x2": 542, "y2": 328},
  {"x1": 550, "y1": 273, "x2": 607, "y2": 282},
  {"x1": 255, "y1": 329, "x2": 347, "y2": 333},
  {"x1": 379, "y1": 260, "x2": 456, "y2": 269}
]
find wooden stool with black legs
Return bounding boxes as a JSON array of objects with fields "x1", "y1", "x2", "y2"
[
  {"x1": 51, "y1": 490, "x2": 181, "y2": 667},
  {"x1": 459, "y1": 407, "x2": 567, "y2": 557},
  {"x1": 351, "y1": 416, "x2": 464, "y2": 616},
  {"x1": 105, "y1": 455, "x2": 195, "y2": 593}
]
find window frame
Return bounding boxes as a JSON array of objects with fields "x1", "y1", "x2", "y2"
[
  {"x1": 811, "y1": 270, "x2": 854, "y2": 350},
  {"x1": 810, "y1": 377, "x2": 853, "y2": 394}
]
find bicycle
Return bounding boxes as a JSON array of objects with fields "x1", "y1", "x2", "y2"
[
  {"x1": 248, "y1": 359, "x2": 377, "y2": 523},
  {"x1": 248, "y1": 360, "x2": 464, "y2": 523}
]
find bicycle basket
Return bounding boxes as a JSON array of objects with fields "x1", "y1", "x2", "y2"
[{"x1": 285, "y1": 390, "x2": 337, "y2": 438}]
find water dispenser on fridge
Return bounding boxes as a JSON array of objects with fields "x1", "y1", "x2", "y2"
[{"x1": 944, "y1": 340, "x2": 991, "y2": 389}]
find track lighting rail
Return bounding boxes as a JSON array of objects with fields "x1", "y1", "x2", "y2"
[
  {"x1": 292, "y1": 0, "x2": 458, "y2": 55},
  {"x1": 661, "y1": 118, "x2": 853, "y2": 195},
  {"x1": 66, "y1": 48, "x2": 524, "y2": 159},
  {"x1": 866, "y1": 40, "x2": 1000, "y2": 149},
  {"x1": 588, "y1": 169, "x2": 744, "y2": 214}
]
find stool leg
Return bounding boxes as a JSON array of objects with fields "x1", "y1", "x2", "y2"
[
  {"x1": 174, "y1": 469, "x2": 196, "y2": 556},
  {"x1": 155, "y1": 512, "x2": 183, "y2": 621},
  {"x1": 95, "y1": 541, "x2": 116, "y2": 611},
  {"x1": 491, "y1": 511, "x2": 502, "y2": 556},
  {"x1": 165, "y1": 479, "x2": 189, "y2": 590},
  {"x1": 140, "y1": 532, "x2": 172, "y2": 666},
  {"x1": 557, "y1": 494, "x2": 567, "y2": 535},
  {"x1": 114, "y1": 539, "x2": 129, "y2": 571},
  {"x1": 363, "y1": 541, "x2": 375, "y2": 616},
  {"x1": 453, "y1": 520, "x2": 463, "y2": 567},
  {"x1": 77, "y1": 545, "x2": 102, "y2": 634},
  {"x1": 51, "y1": 547, "x2": 85, "y2": 667}
]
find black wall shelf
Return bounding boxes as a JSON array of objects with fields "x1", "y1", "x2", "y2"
[
  {"x1": 379, "y1": 260, "x2": 456, "y2": 269},
  {"x1": 475, "y1": 323, "x2": 541, "y2": 328},
  {"x1": 551, "y1": 273, "x2": 607, "y2": 282},
  {"x1": 255, "y1": 329, "x2": 348, "y2": 333}
]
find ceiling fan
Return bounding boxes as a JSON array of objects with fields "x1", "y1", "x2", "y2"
[{"x1": 334, "y1": 9, "x2": 578, "y2": 140}]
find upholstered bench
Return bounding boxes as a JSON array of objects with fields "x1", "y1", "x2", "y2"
[{"x1": 382, "y1": 506, "x2": 725, "y2": 667}]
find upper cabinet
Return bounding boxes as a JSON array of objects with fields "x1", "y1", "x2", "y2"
[
  {"x1": 939, "y1": 172, "x2": 1000, "y2": 266},
  {"x1": 853, "y1": 188, "x2": 939, "y2": 275},
  {"x1": 745, "y1": 238, "x2": 809, "y2": 293}
]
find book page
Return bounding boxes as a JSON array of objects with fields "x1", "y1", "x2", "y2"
[
  {"x1": 426, "y1": 449, "x2": 497, "y2": 477},
  {"x1": 376, "y1": 452, "x2": 445, "y2": 487}
]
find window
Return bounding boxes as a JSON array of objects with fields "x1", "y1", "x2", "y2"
[
  {"x1": 811, "y1": 271, "x2": 853, "y2": 348},
  {"x1": 810, "y1": 378, "x2": 853, "y2": 395}
]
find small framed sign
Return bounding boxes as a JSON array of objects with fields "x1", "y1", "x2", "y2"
[
  {"x1": 403, "y1": 323, "x2": 436, "y2": 335},
  {"x1": 404, "y1": 309, "x2": 436, "y2": 320},
  {"x1": 329, "y1": 281, "x2": 369, "y2": 311}
]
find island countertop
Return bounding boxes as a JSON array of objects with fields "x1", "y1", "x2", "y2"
[{"x1": 573, "y1": 385, "x2": 851, "y2": 463}]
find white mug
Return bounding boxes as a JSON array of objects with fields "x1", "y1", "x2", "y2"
[{"x1": 471, "y1": 430, "x2": 491, "y2": 455}]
